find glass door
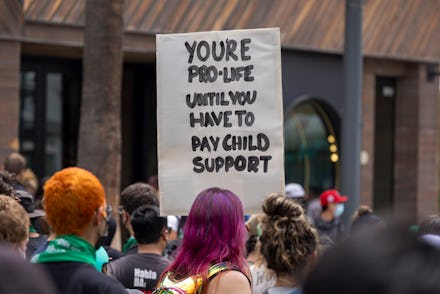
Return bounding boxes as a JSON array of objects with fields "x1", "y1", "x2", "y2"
[{"x1": 19, "y1": 57, "x2": 82, "y2": 182}]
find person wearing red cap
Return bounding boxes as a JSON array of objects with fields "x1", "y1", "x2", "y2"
[{"x1": 311, "y1": 189, "x2": 348, "y2": 242}]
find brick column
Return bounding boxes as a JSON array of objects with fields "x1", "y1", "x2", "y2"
[
  {"x1": 394, "y1": 63, "x2": 439, "y2": 223},
  {"x1": 416, "y1": 64, "x2": 439, "y2": 221},
  {"x1": 360, "y1": 62, "x2": 375, "y2": 208},
  {"x1": 0, "y1": 0, "x2": 22, "y2": 163}
]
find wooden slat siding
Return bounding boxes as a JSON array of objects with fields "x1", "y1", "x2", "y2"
[
  {"x1": 301, "y1": 1, "x2": 329, "y2": 46},
  {"x1": 166, "y1": 0, "x2": 192, "y2": 31},
  {"x1": 131, "y1": 0, "x2": 155, "y2": 30},
  {"x1": 373, "y1": 0, "x2": 413, "y2": 57},
  {"x1": 244, "y1": 1, "x2": 269, "y2": 29},
  {"x1": 229, "y1": 0, "x2": 252, "y2": 29},
  {"x1": 415, "y1": 1, "x2": 440, "y2": 59},
  {"x1": 53, "y1": 0, "x2": 74, "y2": 23},
  {"x1": 304, "y1": 1, "x2": 333, "y2": 44},
  {"x1": 124, "y1": 0, "x2": 142, "y2": 29},
  {"x1": 170, "y1": 0, "x2": 191, "y2": 33},
  {"x1": 22, "y1": 0, "x2": 440, "y2": 62},
  {"x1": 384, "y1": 0, "x2": 406, "y2": 55},
  {"x1": 189, "y1": 0, "x2": 215, "y2": 32},
  {"x1": 199, "y1": 0, "x2": 227, "y2": 31},
  {"x1": 175, "y1": 0, "x2": 203, "y2": 33},
  {"x1": 32, "y1": 0, "x2": 51, "y2": 22},
  {"x1": 408, "y1": 1, "x2": 433, "y2": 57},
  {"x1": 24, "y1": 0, "x2": 40, "y2": 20},
  {"x1": 146, "y1": 0, "x2": 173, "y2": 32},
  {"x1": 209, "y1": 1, "x2": 229, "y2": 31},
  {"x1": 369, "y1": 0, "x2": 397, "y2": 57},
  {"x1": 0, "y1": 0, "x2": 22, "y2": 37},
  {"x1": 124, "y1": 0, "x2": 147, "y2": 30},
  {"x1": 232, "y1": 1, "x2": 253, "y2": 29},
  {"x1": 67, "y1": 1, "x2": 85, "y2": 24},
  {"x1": 180, "y1": 1, "x2": 206, "y2": 32},
  {"x1": 47, "y1": 0, "x2": 61, "y2": 20},
  {"x1": 325, "y1": 2, "x2": 344, "y2": 50},
  {"x1": 318, "y1": 1, "x2": 343, "y2": 50}
]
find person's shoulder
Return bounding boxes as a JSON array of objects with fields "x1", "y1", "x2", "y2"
[
  {"x1": 107, "y1": 253, "x2": 133, "y2": 274},
  {"x1": 44, "y1": 262, "x2": 126, "y2": 294},
  {"x1": 156, "y1": 253, "x2": 172, "y2": 265},
  {"x1": 207, "y1": 270, "x2": 251, "y2": 294},
  {"x1": 71, "y1": 265, "x2": 126, "y2": 293}
]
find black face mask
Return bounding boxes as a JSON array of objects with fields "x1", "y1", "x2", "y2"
[
  {"x1": 95, "y1": 235, "x2": 107, "y2": 250},
  {"x1": 95, "y1": 218, "x2": 109, "y2": 250}
]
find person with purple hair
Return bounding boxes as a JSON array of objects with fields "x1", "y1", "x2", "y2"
[{"x1": 153, "y1": 187, "x2": 252, "y2": 294}]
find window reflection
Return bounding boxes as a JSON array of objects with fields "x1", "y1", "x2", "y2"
[
  {"x1": 284, "y1": 100, "x2": 339, "y2": 193},
  {"x1": 19, "y1": 71, "x2": 36, "y2": 167},
  {"x1": 45, "y1": 73, "x2": 63, "y2": 176}
]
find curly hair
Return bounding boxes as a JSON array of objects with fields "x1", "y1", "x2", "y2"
[
  {"x1": 419, "y1": 214, "x2": 440, "y2": 236},
  {"x1": 260, "y1": 193, "x2": 318, "y2": 276},
  {"x1": 0, "y1": 170, "x2": 14, "y2": 197},
  {"x1": 43, "y1": 167, "x2": 106, "y2": 235},
  {"x1": 0, "y1": 194, "x2": 29, "y2": 245}
]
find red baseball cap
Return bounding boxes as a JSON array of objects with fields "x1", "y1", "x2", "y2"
[{"x1": 320, "y1": 189, "x2": 348, "y2": 206}]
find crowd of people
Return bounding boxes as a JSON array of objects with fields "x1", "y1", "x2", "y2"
[{"x1": 1, "y1": 151, "x2": 440, "y2": 293}]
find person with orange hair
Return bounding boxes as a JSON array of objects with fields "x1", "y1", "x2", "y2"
[{"x1": 32, "y1": 167, "x2": 126, "y2": 294}]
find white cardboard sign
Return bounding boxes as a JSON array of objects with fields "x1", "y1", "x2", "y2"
[{"x1": 157, "y1": 28, "x2": 285, "y2": 215}]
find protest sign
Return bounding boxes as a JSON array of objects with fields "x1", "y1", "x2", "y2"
[{"x1": 157, "y1": 28, "x2": 284, "y2": 215}]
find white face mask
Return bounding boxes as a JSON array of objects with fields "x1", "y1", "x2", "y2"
[
  {"x1": 17, "y1": 247, "x2": 26, "y2": 259},
  {"x1": 15, "y1": 238, "x2": 28, "y2": 259},
  {"x1": 335, "y1": 203, "x2": 345, "y2": 218}
]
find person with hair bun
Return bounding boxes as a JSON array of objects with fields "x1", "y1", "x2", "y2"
[
  {"x1": 260, "y1": 193, "x2": 319, "y2": 294},
  {"x1": 153, "y1": 187, "x2": 252, "y2": 294}
]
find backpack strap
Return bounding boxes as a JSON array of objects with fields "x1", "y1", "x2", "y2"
[{"x1": 153, "y1": 263, "x2": 251, "y2": 294}]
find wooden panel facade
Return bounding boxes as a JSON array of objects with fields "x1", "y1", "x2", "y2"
[{"x1": 23, "y1": 0, "x2": 440, "y2": 62}]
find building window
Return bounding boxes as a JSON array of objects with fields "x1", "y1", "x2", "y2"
[
  {"x1": 19, "y1": 57, "x2": 81, "y2": 182},
  {"x1": 284, "y1": 99, "x2": 340, "y2": 194}
]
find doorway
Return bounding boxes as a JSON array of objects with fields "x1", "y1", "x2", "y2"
[
  {"x1": 20, "y1": 57, "x2": 82, "y2": 182},
  {"x1": 373, "y1": 77, "x2": 396, "y2": 211}
]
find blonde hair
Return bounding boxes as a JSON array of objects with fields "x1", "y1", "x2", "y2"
[
  {"x1": 352, "y1": 205, "x2": 373, "y2": 221},
  {"x1": 0, "y1": 195, "x2": 29, "y2": 245},
  {"x1": 22, "y1": 168, "x2": 38, "y2": 194},
  {"x1": 260, "y1": 193, "x2": 318, "y2": 275},
  {"x1": 44, "y1": 167, "x2": 105, "y2": 235}
]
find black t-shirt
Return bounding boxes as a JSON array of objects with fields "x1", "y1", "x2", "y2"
[
  {"x1": 38, "y1": 262, "x2": 127, "y2": 294},
  {"x1": 26, "y1": 234, "x2": 48, "y2": 259},
  {"x1": 107, "y1": 253, "x2": 171, "y2": 293}
]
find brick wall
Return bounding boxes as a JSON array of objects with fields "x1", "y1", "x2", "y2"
[
  {"x1": 415, "y1": 64, "x2": 439, "y2": 221},
  {"x1": 0, "y1": 0, "x2": 22, "y2": 165},
  {"x1": 362, "y1": 60, "x2": 439, "y2": 223},
  {"x1": 0, "y1": 41, "x2": 20, "y2": 165},
  {"x1": 361, "y1": 60, "x2": 406, "y2": 210}
]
